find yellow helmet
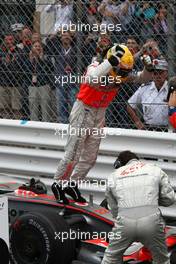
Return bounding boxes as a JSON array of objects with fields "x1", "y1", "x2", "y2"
[{"x1": 106, "y1": 44, "x2": 134, "y2": 83}]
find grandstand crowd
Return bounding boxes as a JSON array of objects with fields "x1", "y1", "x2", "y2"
[{"x1": 0, "y1": 0, "x2": 175, "y2": 131}]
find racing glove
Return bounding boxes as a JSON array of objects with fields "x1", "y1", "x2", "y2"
[
  {"x1": 51, "y1": 181, "x2": 69, "y2": 205},
  {"x1": 64, "y1": 181, "x2": 87, "y2": 203},
  {"x1": 108, "y1": 45, "x2": 125, "y2": 67}
]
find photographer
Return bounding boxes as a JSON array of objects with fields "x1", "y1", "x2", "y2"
[
  {"x1": 134, "y1": 38, "x2": 161, "y2": 64},
  {"x1": 168, "y1": 77, "x2": 176, "y2": 129}
]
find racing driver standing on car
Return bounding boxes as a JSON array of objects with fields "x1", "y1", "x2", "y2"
[
  {"x1": 52, "y1": 36, "x2": 154, "y2": 204},
  {"x1": 102, "y1": 150, "x2": 176, "y2": 264}
]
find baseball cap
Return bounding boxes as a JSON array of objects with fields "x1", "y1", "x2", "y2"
[
  {"x1": 11, "y1": 23, "x2": 24, "y2": 32},
  {"x1": 153, "y1": 58, "x2": 168, "y2": 71}
]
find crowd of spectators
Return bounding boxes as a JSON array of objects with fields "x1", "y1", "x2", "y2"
[{"x1": 0, "y1": 0, "x2": 174, "y2": 131}]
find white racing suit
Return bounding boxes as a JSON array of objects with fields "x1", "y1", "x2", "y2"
[
  {"x1": 54, "y1": 58, "x2": 152, "y2": 182},
  {"x1": 102, "y1": 159, "x2": 176, "y2": 264},
  {"x1": 55, "y1": 99, "x2": 106, "y2": 182}
]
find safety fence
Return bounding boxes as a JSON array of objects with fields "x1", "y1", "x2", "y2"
[
  {"x1": 0, "y1": 119, "x2": 176, "y2": 203},
  {"x1": 0, "y1": 1, "x2": 175, "y2": 131}
]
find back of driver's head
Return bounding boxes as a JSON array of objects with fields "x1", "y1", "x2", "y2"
[{"x1": 118, "y1": 150, "x2": 139, "y2": 166}]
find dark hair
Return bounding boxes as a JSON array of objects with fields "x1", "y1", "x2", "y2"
[
  {"x1": 118, "y1": 150, "x2": 139, "y2": 166},
  {"x1": 158, "y1": 3, "x2": 167, "y2": 10},
  {"x1": 167, "y1": 76, "x2": 176, "y2": 101},
  {"x1": 127, "y1": 35, "x2": 140, "y2": 45}
]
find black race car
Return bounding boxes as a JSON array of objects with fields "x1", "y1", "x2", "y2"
[{"x1": 1, "y1": 178, "x2": 176, "y2": 264}]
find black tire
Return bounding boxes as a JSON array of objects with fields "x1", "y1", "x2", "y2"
[
  {"x1": 0, "y1": 238, "x2": 9, "y2": 264},
  {"x1": 10, "y1": 211, "x2": 75, "y2": 264},
  {"x1": 170, "y1": 248, "x2": 176, "y2": 264}
]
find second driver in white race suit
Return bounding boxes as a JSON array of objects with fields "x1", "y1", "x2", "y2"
[
  {"x1": 102, "y1": 150, "x2": 176, "y2": 264},
  {"x1": 52, "y1": 36, "x2": 153, "y2": 204}
]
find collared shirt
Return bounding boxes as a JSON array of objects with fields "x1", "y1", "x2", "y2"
[
  {"x1": 45, "y1": 3, "x2": 73, "y2": 33},
  {"x1": 128, "y1": 80, "x2": 168, "y2": 126}
]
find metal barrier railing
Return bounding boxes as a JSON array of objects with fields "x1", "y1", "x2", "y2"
[{"x1": 0, "y1": 119, "x2": 176, "y2": 202}]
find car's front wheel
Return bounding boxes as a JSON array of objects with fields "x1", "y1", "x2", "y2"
[
  {"x1": 10, "y1": 211, "x2": 75, "y2": 264},
  {"x1": 0, "y1": 238, "x2": 9, "y2": 264}
]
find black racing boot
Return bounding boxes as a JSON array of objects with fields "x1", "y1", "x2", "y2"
[
  {"x1": 64, "y1": 182, "x2": 87, "y2": 203},
  {"x1": 18, "y1": 178, "x2": 46, "y2": 194},
  {"x1": 51, "y1": 182, "x2": 69, "y2": 205}
]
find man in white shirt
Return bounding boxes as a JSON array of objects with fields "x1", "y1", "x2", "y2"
[
  {"x1": 127, "y1": 58, "x2": 168, "y2": 131},
  {"x1": 98, "y1": 0, "x2": 121, "y2": 27},
  {"x1": 116, "y1": 0, "x2": 136, "y2": 29},
  {"x1": 45, "y1": 0, "x2": 73, "y2": 33},
  {"x1": 98, "y1": 0, "x2": 136, "y2": 31}
]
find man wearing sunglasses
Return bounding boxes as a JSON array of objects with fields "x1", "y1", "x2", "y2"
[{"x1": 127, "y1": 58, "x2": 168, "y2": 131}]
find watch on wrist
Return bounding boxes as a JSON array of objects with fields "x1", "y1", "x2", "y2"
[{"x1": 169, "y1": 106, "x2": 176, "y2": 115}]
